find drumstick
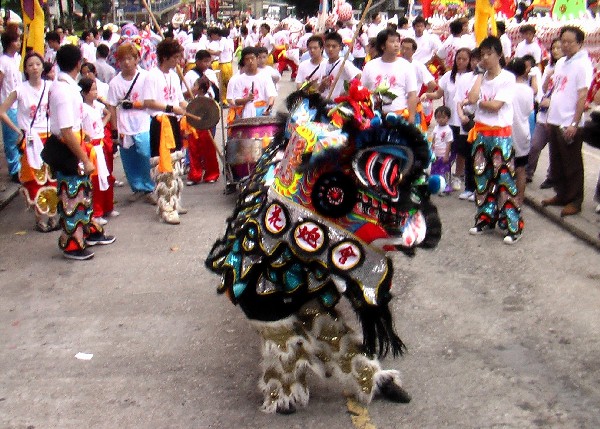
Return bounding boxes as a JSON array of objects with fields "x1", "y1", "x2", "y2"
[{"x1": 326, "y1": 0, "x2": 374, "y2": 100}]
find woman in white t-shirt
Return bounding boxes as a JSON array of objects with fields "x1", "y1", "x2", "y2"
[
  {"x1": 0, "y1": 52, "x2": 58, "y2": 232},
  {"x1": 422, "y1": 47, "x2": 472, "y2": 190},
  {"x1": 462, "y1": 36, "x2": 523, "y2": 244}
]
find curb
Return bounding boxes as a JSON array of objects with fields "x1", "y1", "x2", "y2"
[
  {"x1": 525, "y1": 195, "x2": 600, "y2": 252},
  {"x1": 0, "y1": 185, "x2": 20, "y2": 212}
]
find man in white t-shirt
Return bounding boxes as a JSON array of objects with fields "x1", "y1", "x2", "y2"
[
  {"x1": 80, "y1": 30, "x2": 97, "y2": 63},
  {"x1": 318, "y1": 32, "x2": 361, "y2": 100},
  {"x1": 463, "y1": 36, "x2": 523, "y2": 244},
  {"x1": 49, "y1": 44, "x2": 115, "y2": 260},
  {"x1": 543, "y1": 26, "x2": 593, "y2": 217},
  {"x1": 295, "y1": 35, "x2": 326, "y2": 90},
  {"x1": 496, "y1": 21, "x2": 512, "y2": 64},
  {"x1": 184, "y1": 26, "x2": 208, "y2": 69},
  {"x1": 436, "y1": 18, "x2": 475, "y2": 70},
  {"x1": 361, "y1": 29, "x2": 418, "y2": 122},
  {"x1": 297, "y1": 24, "x2": 314, "y2": 56},
  {"x1": 226, "y1": 47, "x2": 276, "y2": 119},
  {"x1": 514, "y1": 24, "x2": 542, "y2": 64},
  {"x1": 143, "y1": 39, "x2": 189, "y2": 225},
  {"x1": 412, "y1": 16, "x2": 442, "y2": 65}
]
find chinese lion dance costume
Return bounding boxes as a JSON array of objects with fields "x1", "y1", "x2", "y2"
[{"x1": 206, "y1": 80, "x2": 442, "y2": 414}]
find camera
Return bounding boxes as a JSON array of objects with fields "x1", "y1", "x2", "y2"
[{"x1": 121, "y1": 100, "x2": 133, "y2": 110}]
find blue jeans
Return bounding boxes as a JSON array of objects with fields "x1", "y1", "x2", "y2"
[
  {"x1": 120, "y1": 131, "x2": 155, "y2": 193},
  {"x1": 2, "y1": 107, "x2": 21, "y2": 176}
]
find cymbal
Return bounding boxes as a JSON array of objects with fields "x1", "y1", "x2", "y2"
[{"x1": 186, "y1": 97, "x2": 220, "y2": 130}]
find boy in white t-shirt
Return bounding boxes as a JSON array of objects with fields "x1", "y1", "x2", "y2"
[
  {"x1": 463, "y1": 36, "x2": 523, "y2": 244},
  {"x1": 507, "y1": 58, "x2": 534, "y2": 204},
  {"x1": 318, "y1": 32, "x2": 361, "y2": 100},
  {"x1": 430, "y1": 106, "x2": 453, "y2": 194}
]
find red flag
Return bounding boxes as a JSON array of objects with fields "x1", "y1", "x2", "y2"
[
  {"x1": 422, "y1": 0, "x2": 433, "y2": 18},
  {"x1": 494, "y1": 0, "x2": 516, "y2": 18}
]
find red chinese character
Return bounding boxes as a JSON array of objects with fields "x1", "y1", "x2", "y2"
[
  {"x1": 267, "y1": 205, "x2": 284, "y2": 230},
  {"x1": 297, "y1": 225, "x2": 321, "y2": 249},
  {"x1": 338, "y1": 245, "x2": 357, "y2": 265}
]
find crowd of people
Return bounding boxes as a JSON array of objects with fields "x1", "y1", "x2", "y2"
[{"x1": 0, "y1": 10, "x2": 599, "y2": 259}]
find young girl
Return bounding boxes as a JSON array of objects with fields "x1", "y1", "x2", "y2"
[
  {"x1": 181, "y1": 77, "x2": 220, "y2": 185},
  {"x1": 463, "y1": 36, "x2": 524, "y2": 245},
  {"x1": 79, "y1": 77, "x2": 117, "y2": 226},
  {"x1": 430, "y1": 106, "x2": 453, "y2": 194},
  {"x1": 0, "y1": 52, "x2": 58, "y2": 232}
]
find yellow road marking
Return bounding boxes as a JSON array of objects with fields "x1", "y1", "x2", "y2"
[{"x1": 346, "y1": 398, "x2": 377, "y2": 429}]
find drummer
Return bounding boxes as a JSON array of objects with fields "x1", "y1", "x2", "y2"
[
  {"x1": 226, "y1": 47, "x2": 277, "y2": 122},
  {"x1": 142, "y1": 39, "x2": 188, "y2": 225}
]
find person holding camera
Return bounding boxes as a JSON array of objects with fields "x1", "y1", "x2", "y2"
[{"x1": 107, "y1": 43, "x2": 155, "y2": 203}]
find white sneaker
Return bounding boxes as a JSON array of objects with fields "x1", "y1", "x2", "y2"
[
  {"x1": 114, "y1": 180, "x2": 125, "y2": 187},
  {"x1": 459, "y1": 191, "x2": 473, "y2": 200},
  {"x1": 93, "y1": 216, "x2": 108, "y2": 226},
  {"x1": 503, "y1": 233, "x2": 522, "y2": 245},
  {"x1": 162, "y1": 210, "x2": 180, "y2": 225},
  {"x1": 467, "y1": 193, "x2": 476, "y2": 202},
  {"x1": 108, "y1": 210, "x2": 120, "y2": 217},
  {"x1": 595, "y1": 204, "x2": 600, "y2": 214}
]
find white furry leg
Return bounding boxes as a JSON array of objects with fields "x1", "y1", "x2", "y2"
[
  {"x1": 151, "y1": 152, "x2": 184, "y2": 224},
  {"x1": 299, "y1": 308, "x2": 409, "y2": 405},
  {"x1": 251, "y1": 317, "x2": 312, "y2": 414}
]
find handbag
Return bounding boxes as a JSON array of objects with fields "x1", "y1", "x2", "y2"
[{"x1": 41, "y1": 134, "x2": 79, "y2": 175}]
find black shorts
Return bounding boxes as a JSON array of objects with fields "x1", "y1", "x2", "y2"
[
  {"x1": 452, "y1": 133, "x2": 471, "y2": 158},
  {"x1": 150, "y1": 115, "x2": 182, "y2": 158},
  {"x1": 515, "y1": 155, "x2": 528, "y2": 168}
]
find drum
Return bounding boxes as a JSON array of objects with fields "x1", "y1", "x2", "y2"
[{"x1": 226, "y1": 116, "x2": 285, "y2": 184}]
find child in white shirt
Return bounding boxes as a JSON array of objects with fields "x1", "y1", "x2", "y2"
[
  {"x1": 430, "y1": 106, "x2": 453, "y2": 194},
  {"x1": 507, "y1": 58, "x2": 534, "y2": 204}
]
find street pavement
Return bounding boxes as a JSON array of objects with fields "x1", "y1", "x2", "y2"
[{"x1": 1, "y1": 77, "x2": 600, "y2": 428}]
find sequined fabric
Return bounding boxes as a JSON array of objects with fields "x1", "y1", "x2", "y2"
[
  {"x1": 472, "y1": 134, "x2": 524, "y2": 234},
  {"x1": 56, "y1": 172, "x2": 102, "y2": 252}
]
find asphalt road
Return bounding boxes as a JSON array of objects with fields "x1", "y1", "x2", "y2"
[{"x1": 1, "y1": 78, "x2": 600, "y2": 429}]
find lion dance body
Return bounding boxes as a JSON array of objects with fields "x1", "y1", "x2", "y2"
[{"x1": 206, "y1": 82, "x2": 442, "y2": 414}]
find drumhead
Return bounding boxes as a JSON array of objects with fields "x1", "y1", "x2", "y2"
[{"x1": 229, "y1": 116, "x2": 285, "y2": 128}]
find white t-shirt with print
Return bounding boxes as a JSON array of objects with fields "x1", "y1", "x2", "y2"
[
  {"x1": 474, "y1": 69, "x2": 515, "y2": 127},
  {"x1": 0, "y1": 53, "x2": 22, "y2": 108},
  {"x1": 547, "y1": 51, "x2": 594, "y2": 127},
  {"x1": 512, "y1": 82, "x2": 534, "y2": 157},
  {"x1": 82, "y1": 100, "x2": 106, "y2": 140},
  {"x1": 432, "y1": 124, "x2": 453, "y2": 158},
  {"x1": 317, "y1": 58, "x2": 361, "y2": 99},
  {"x1": 295, "y1": 58, "x2": 326, "y2": 85},
  {"x1": 453, "y1": 71, "x2": 479, "y2": 135},
  {"x1": 107, "y1": 69, "x2": 151, "y2": 135},
  {"x1": 142, "y1": 67, "x2": 185, "y2": 118},
  {"x1": 438, "y1": 70, "x2": 464, "y2": 127},
  {"x1": 226, "y1": 71, "x2": 277, "y2": 118},
  {"x1": 412, "y1": 60, "x2": 435, "y2": 90},
  {"x1": 220, "y1": 37, "x2": 235, "y2": 63},
  {"x1": 414, "y1": 32, "x2": 441, "y2": 64},
  {"x1": 361, "y1": 57, "x2": 418, "y2": 114},
  {"x1": 14, "y1": 80, "x2": 51, "y2": 134}
]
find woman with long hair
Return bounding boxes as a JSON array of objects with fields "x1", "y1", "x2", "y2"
[
  {"x1": 422, "y1": 47, "x2": 472, "y2": 192},
  {"x1": 526, "y1": 38, "x2": 564, "y2": 186},
  {"x1": 0, "y1": 51, "x2": 58, "y2": 232}
]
